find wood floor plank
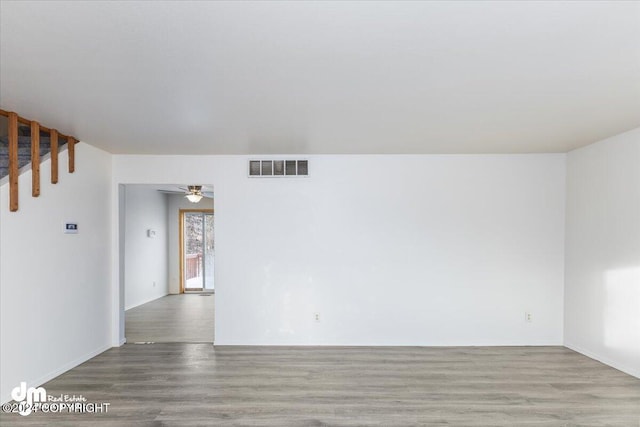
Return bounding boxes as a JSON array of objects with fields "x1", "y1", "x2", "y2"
[
  {"x1": 1, "y1": 345, "x2": 638, "y2": 426},
  {"x1": 125, "y1": 294, "x2": 214, "y2": 343}
]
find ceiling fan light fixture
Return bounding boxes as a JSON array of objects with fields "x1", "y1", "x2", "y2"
[{"x1": 186, "y1": 193, "x2": 203, "y2": 203}]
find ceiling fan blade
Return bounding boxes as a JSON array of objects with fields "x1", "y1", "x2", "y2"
[
  {"x1": 157, "y1": 190, "x2": 186, "y2": 195},
  {"x1": 158, "y1": 187, "x2": 212, "y2": 198}
]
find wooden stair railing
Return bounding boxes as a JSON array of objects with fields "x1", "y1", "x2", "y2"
[{"x1": 0, "y1": 109, "x2": 77, "y2": 212}]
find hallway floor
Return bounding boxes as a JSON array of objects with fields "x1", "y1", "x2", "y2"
[{"x1": 125, "y1": 293, "x2": 214, "y2": 343}]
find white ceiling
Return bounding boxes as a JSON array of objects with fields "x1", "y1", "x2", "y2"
[{"x1": 1, "y1": 1, "x2": 639, "y2": 154}]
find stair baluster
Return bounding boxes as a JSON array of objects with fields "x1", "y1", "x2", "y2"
[{"x1": 31, "y1": 121, "x2": 40, "y2": 197}]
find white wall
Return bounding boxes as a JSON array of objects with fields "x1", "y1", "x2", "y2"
[
  {"x1": 1, "y1": 143, "x2": 112, "y2": 403},
  {"x1": 124, "y1": 185, "x2": 169, "y2": 310},
  {"x1": 166, "y1": 193, "x2": 214, "y2": 294},
  {"x1": 112, "y1": 154, "x2": 566, "y2": 346},
  {"x1": 565, "y1": 127, "x2": 640, "y2": 378}
]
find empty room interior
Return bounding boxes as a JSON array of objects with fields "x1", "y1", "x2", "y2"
[
  {"x1": 122, "y1": 184, "x2": 216, "y2": 344},
  {"x1": 0, "y1": 1, "x2": 639, "y2": 425}
]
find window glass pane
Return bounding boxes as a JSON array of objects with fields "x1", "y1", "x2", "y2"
[
  {"x1": 184, "y1": 213, "x2": 204, "y2": 290},
  {"x1": 204, "y1": 214, "x2": 214, "y2": 290}
]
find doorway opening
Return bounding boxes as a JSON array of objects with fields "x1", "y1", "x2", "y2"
[
  {"x1": 180, "y1": 209, "x2": 214, "y2": 293},
  {"x1": 118, "y1": 184, "x2": 215, "y2": 345}
]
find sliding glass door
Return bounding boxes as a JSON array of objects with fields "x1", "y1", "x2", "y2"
[{"x1": 182, "y1": 211, "x2": 214, "y2": 292}]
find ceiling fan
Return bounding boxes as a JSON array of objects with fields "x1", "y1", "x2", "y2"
[
  {"x1": 158, "y1": 185, "x2": 214, "y2": 203},
  {"x1": 183, "y1": 185, "x2": 205, "y2": 203}
]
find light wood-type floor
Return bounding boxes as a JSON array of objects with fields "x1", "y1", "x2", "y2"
[
  {"x1": 125, "y1": 293, "x2": 215, "y2": 343},
  {"x1": 2, "y1": 345, "x2": 639, "y2": 426}
]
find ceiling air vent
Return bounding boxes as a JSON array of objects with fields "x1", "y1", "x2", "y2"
[{"x1": 248, "y1": 160, "x2": 309, "y2": 177}]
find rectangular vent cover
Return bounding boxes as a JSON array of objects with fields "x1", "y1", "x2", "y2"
[{"x1": 249, "y1": 160, "x2": 308, "y2": 177}]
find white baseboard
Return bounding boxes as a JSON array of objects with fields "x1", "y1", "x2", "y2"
[
  {"x1": 214, "y1": 341, "x2": 564, "y2": 346},
  {"x1": 565, "y1": 342, "x2": 640, "y2": 379},
  {"x1": 125, "y1": 292, "x2": 169, "y2": 311},
  {"x1": 1, "y1": 343, "x2": 111, "y2": 404}
]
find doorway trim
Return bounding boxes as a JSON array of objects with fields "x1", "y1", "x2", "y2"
[{"x1": 179, "y1": 208, "x2": 214, "y2": 294}]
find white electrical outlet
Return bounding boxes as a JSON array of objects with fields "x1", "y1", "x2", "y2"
[
  {"x1": 314, "y1": 312, "x2": 320, "y2": 323},
  {"x1": 153, "y1": 281, "x2": 156, "y2": 287},
  {"x1": 525, "y1": 312, "x2": 532, "y2": 323}
]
